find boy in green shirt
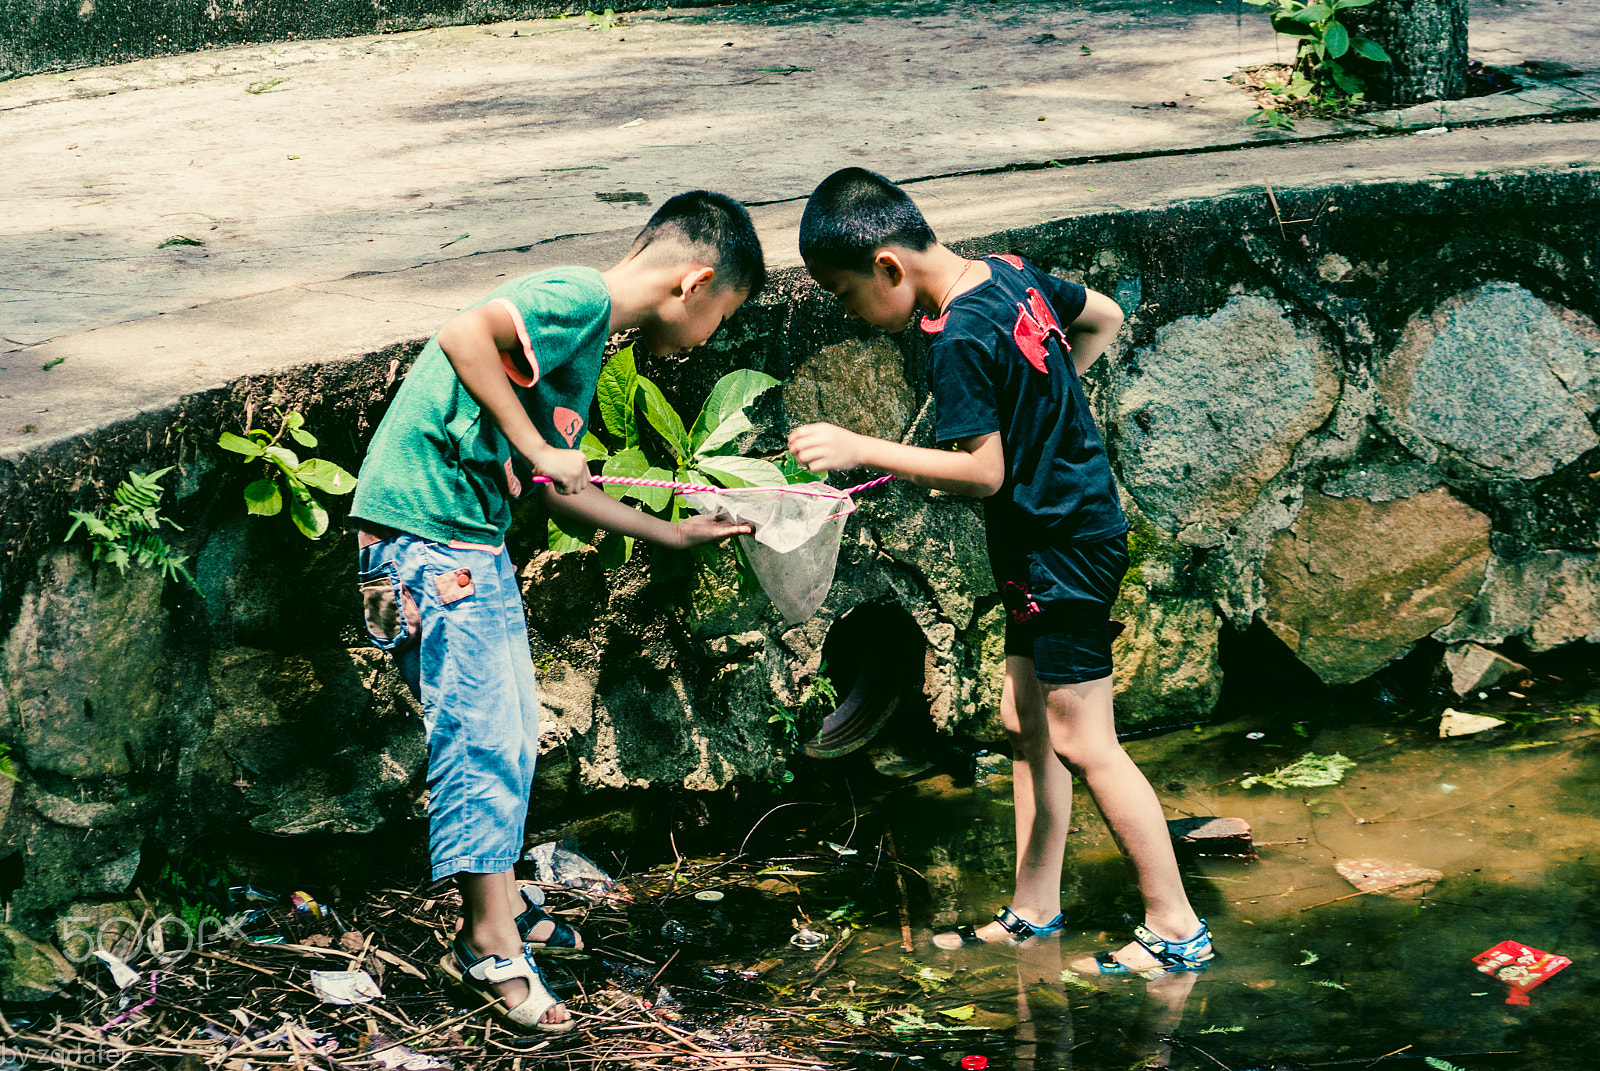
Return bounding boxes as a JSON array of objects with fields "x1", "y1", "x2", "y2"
[{"x1": 352, "y1": 192, "x2": 762, "y2": 1031}]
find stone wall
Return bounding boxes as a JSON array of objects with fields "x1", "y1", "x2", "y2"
[{"x1": 0, "y1": 166, "x2": 1596, "y2": 941}]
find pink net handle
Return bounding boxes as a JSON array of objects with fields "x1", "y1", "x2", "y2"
[{"x1": 527, "y1": 472, "x2": 897, "y2": 497}]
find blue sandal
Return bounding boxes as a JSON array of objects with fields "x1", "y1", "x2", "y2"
[
  {"x1": 937, "y1": 906, "x2": 1067, "y2": 947},
  {"x1": 1090, "y1": 919, "x2": 1215, "y2": 977}
]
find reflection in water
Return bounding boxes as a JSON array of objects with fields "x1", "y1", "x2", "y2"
[{"x1": 1012, "y1": 937, "x2": 1200, "y2": 1071}]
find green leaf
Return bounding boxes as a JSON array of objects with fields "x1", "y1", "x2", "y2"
[
  {"x1": 937, "y1": 1004, "x2": 976, "y2": 1022},
  {"x1": 579, "y1": 431, "x2": 610, "y2": 463},
  {"x1": 1323, "y1": 20, "x2": 1349, "y2": 57},
  {"x1": 634, "y1": 466, "x2": 675, "y2": 512},
  {"x1": 694, "y1": 411, "x2": 753, "y2": 458},
  {"x1": 1294, "y1": 3, "x2": 1333, "y2": 22},
  {"x1": 697, "y1": 456, "x2": 786, "y2": 488},
  {"x1": 596, "y1": 344, "x2": 639, "y2": 445},
  {"x1": 218, "y1": 432, "x2": 265, "y2": 458},
  {"x1": 602, "y1": 447, "x2": 652, "y2": 500},
  {"x1": 635, "y1": 377, "x2": 690, "y2": 461},
  {"x1": 690, "y1": 369, "x2": 780, "y2": 451},
  {"x1": 289, "y1": 426, "x2": 319, "y2": 448},
  {"x1": 288, "y1": 488, "x2": 329, "y2": 539},
  {"x1": 1327, "y1": 60, "x2": 1360, "y2": 93},
  {"x1": 779, "y1": 452, "x2": 826, "y2": 484},
  {"x1": 597, "y1": 532, "x2": 635, "y2": 568},
  {"x1": 1335, "y1": 0, "x2": 1377, "y2": 7},
  {"x1": 263, "y1": 445, "x2": 301, "y2": 471},
  {"x1": 295, "y1": 458, "x2": 358, "y2": 495},
  {"x1": 547, "y1": 513, "x2": 596, "y2": 554},
  {"x1": 243, "y1": 478, "x2": 284, "y2": 516},
  {"x1": 1350, "y1": 36, "x2": 1390, "y2": 61},
  {"x1": 1270, "y1": 15, "x2": 1316, "y2": 37}
]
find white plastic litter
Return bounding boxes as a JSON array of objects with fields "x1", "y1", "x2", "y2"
[
  {"x1": 93, "y1": 949, "x2": 139, "y2": 989},
  {"x1": 684, "y1": 485, "x2": 855, "y2": 624},
  {"x1": 1439, "y1": 708, "x2": 1507, "y2": 738},
  {"x1": 524, "y1": 840, "x2": 618, "y2": 897},
  {"x1": 310, "y1": 969, "x2": 383, "y2": 1004}
]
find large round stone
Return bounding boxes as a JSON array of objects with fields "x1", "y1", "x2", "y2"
[
  {"x1": 1113, "y1": 295, "x2": 1341, "y2": 534},
  {"x1": 1261, "y1": 488, "x2": 1491, "y2": 684},
  {"x1": 1377, "y1": 282, "x2": 1600, "y2": 478}
]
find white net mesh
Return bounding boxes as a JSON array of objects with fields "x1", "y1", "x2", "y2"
[{"x1": 683, "y1": 485, "x2": 855, "y2": 625}]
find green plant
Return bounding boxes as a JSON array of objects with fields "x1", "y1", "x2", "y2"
[
  {"x1": 1240, "y1": 751, "x2": 1356, "y2": 790},
  {"x1": 585, "y1": 7, "x2": 623, "y2": 30},
  {"x1": 551, "y1": 344, "x2": 816, "y2": 567},
  {"x1": 1243, "y1": 0, "x2": 1390, "y2": 104},
  {"x1": 65, "y1": 468, "x2": 198, "y2": 589},
  {"x1": 218, "y1": 407, "x2": 358, "y2": 540},
  {"x1": 0, "y1": 743, "x2": 18, "y2": 782},
  {"x1": 767, "y1": 662, "x2": 839, "y2": 750}
]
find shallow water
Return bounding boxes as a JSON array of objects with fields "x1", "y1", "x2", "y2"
[{"x1": 606, "y1": 702, "x2": 1600, "y2": 1070}]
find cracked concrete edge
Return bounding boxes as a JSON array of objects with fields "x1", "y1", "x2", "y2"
[{"x1": 3, "y1": 118, "x2": 1598, "y2": 463}]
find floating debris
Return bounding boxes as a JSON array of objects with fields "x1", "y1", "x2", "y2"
[
  {"x1": 1241, "y1": 752, "x2": 1356, "y2": 790},
  {"x1": 1334, "y1": 858, "x2": 1443, "y2": 896},
  {"x1": 1439, "y1": 708, "x2": 1507, "y2": 738}
]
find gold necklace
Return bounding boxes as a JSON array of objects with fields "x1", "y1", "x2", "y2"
[{"x1": 936, "y1": 259, "x2": 975, "y2": 316}]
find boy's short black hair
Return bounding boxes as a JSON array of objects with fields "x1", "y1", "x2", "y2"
[
  {"x1": 799, "y1": 167, "x2": 937, "y2": 274},
  {"x1": 629, "y1": 190, "x2": 766, "y2": 299}
]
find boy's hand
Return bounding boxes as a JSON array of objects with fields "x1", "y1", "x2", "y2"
[
  {"x1": 788, "y1": 422, "x2": 863, "y2": 473},
  {"x1": 672, "y1": 514, "x2": 753, "y2": 549},
  {"x1": 530, "y1": 446, "x2": 591, "y2": 495}
]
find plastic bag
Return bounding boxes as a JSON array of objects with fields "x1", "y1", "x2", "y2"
[
  {"x1": 524, "y1": 839, "x2": 617, "y2": 896},
  {"x1": 684, "y1": 485, "x2": 855, "y2": 625}
]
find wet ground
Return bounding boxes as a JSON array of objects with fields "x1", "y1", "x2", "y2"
[
  {"x1": 13, "y1": 655, "x2": 1595, "y2": 1070},
  {"x1": 555, "y1": 658, "x2": 1600, "y2": 1071}
]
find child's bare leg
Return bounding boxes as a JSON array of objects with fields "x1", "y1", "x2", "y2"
[
  {"x1": 1043, "y1": 675, "x2": 1202, "y2": 972},
  {"x1": 934, "y1": 656, "x2": 1072, "y2": 948},
  {"x1": 459, "y1": 871, "x2": 571, "y2": 1025}
]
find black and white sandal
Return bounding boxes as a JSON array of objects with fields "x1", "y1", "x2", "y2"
[
  {"x1": 439, "y1": 935, "x2": 575, "y2": 1034},
  {"x1": 514, "y1": 887, "x2": 584, "y2": 956}
]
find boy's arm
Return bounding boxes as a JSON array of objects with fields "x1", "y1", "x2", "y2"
[
  {"x1": 1067, "y1": 288, "x2": 1125, "y2": 376},
  {"x1": 788, "y1": 426, "x2": 1004, "y2": 498},
  {"x1": 541, "y1": 485, "x2": 751, "y2": 548},
  {"x1": 436, "y1": 304, "x2": 590, "y2": 494}
]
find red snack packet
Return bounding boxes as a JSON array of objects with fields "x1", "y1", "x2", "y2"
[{"x1": 1472, "y1": 941, "x2": 1571, "y2": 1005}]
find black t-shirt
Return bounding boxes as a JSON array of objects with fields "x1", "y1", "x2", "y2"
[{"x1": 924, "y1": 254, "x2": 1127, "y2": 548}]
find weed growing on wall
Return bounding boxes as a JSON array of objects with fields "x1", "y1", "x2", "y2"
[
  {"x1": 218, "y1": 408, "x2": 358, "y2": 540},
  {"x1": 552, "y1": 344, "x2": 818, "y2": 568},
  {"x1": 1242, "y1": 0, "x2": 1390, "y2": 126},
  {"x1": 64, "y1": 467, "x2": 197, "y2": 589}
]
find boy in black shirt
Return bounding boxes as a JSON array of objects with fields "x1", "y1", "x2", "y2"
[{"x1": 789, "y1": 168, "x2": 1213, "y2": 976}]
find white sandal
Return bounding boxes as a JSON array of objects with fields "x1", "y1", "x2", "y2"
[{"x1": 439, "y1": 936, "x2": 575, "y2": 1034}]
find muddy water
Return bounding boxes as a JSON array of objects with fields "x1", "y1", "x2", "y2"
[{"x1": 616, "y1": 704, "x2": 1599, "y2": 1070}]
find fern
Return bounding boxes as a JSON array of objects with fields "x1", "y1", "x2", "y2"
[{"x1": 65, "y1": 468, "x2": 197, "y2": 589}]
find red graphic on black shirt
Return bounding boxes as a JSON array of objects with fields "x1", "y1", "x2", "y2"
[
  {"x1": 993, "y1": 254, "x2": 1025, "y2": 270},
  {"x1": 1013, "y1": 287, "x2": 1067, "y2": 374},
  {"x1": 1001, "y1": 580, "x2": 1043, "y2": 623}
]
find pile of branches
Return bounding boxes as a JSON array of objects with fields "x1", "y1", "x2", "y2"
[{"x1": 3, "y1": 836, "x2": 981, "y2": 1071}]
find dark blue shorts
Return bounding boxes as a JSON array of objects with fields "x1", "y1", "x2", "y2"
[{"x1": 992, "y1": 532, "x2": 1129, "y2": 685}]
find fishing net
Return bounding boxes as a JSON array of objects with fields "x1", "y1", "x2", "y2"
[{"x1": 683, "y1": 484, "x2": 857, "y2": 625}]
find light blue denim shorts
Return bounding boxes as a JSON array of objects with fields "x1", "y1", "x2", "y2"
[{"x1": 357, "y1": 530, "x2": 539, "y2": 881}]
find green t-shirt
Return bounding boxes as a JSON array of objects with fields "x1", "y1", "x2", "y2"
[{"x1": 351, "y1": 267, "x2": 610, "y2": 545}]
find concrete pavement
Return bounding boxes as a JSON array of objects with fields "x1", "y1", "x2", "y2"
[{"x1": 1, "y1": 0, "x2": 1597, "y2": 455}]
